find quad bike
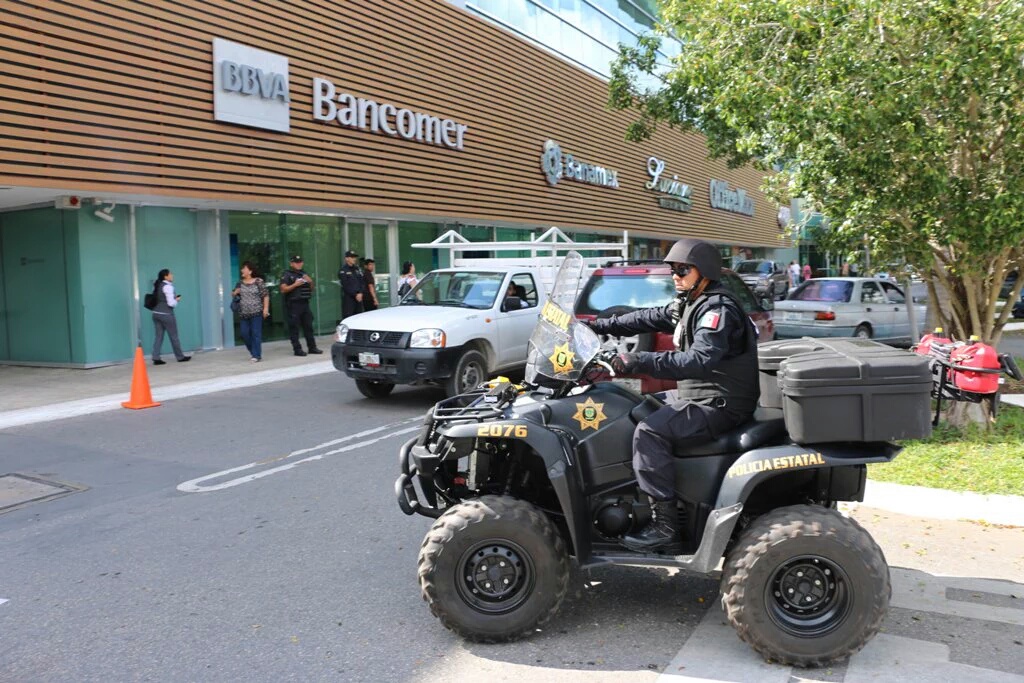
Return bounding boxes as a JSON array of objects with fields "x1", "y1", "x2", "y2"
[{"x1": 396, "y1": 253, "x2": 907, "y2": 667}]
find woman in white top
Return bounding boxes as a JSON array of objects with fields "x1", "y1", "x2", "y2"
[
  {"x1": 397, "y1": 261, "x2": 418, "y2": 298},
  {"x1": 150, "y1": 268, "x2": 191, "y2": 365}
]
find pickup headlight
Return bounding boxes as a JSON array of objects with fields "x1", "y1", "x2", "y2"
[
  {"x1": 336, "y1": 324, "x2": 348, "y2": 343},
  {"x1": 410, "y1": 328, "x2": 446, "y2": 348},
  {"x1": 758, "y1": 276, "x2": 769, "y2": 285}
]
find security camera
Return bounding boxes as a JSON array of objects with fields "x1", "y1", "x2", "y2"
[{"x1": 94, "y1": 209, "x2": 115, "y2": 223}]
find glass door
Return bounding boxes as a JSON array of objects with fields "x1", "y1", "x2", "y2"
[{"x1": 346, "y1": 220, "x2": 395, "y2": 308}]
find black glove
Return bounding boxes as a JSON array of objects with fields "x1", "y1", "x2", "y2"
[
  {"x1": 582, "y1": 317, "x2": 606, "y2": 334},
  {"x1": 609, "y1": 352, "x2": 637, "y2": 375}
]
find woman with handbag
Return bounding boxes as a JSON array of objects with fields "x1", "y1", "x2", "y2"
[
  {"x1": 232, "y1": 261, "x2": 270, "y2": 362},
  {"x1": 151, "y1": 268, "x2": 191, "y2": 365}
]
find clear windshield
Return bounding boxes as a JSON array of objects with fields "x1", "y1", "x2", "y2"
[
  {"x1": 525, "y1": 252, "x2": 602, "y2": 384},
  {"x1": 399, "y1": 271, "x2": 505, "y2": 309}
]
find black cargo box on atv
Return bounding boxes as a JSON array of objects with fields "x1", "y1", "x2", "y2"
[
  {"x1": 777, "y1": 339, "x2": 932, "y2": 444},
  {"x1": 757, "y1": 338, "x2": 829, "y2": 409}
]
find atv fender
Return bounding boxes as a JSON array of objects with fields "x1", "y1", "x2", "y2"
[
  {"x1": 714, "y1": 441, "x2": 901, "y2": 509},
  {"x1": 432, "y1": 420, "x2": 589, "y2": 559}
]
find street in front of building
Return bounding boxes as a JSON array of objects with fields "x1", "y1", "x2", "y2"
[{"x1": 1, "y1": 374, "x2": 1021, "y2": 681}]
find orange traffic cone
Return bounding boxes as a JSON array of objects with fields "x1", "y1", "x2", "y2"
[{"x1": 121, "y1": 346, "x2": 161, "y2": 410}]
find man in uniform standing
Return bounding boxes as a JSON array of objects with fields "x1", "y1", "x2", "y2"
[
  {"x1": 585, "y1": 239, "x2": 759, "y2": 552},
  {"x1": 338, "y1": 250, "x2": 365, "y2": 320},
  {"x1": 361, "y1": 258, "x2": 379, "y2": 312},
  {"x1": 280, "y1": 255, "x2": 323, "y2": 357}
]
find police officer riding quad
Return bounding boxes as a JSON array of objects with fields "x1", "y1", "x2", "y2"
[{"x1": 397, "y1": 251, "x2": 934, "y2": 667}]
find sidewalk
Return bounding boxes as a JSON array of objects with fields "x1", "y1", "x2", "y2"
[{"x1": 0, "y1": 335, "x2": 338, "y2": 427}]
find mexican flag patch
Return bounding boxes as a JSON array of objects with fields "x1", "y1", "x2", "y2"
[{"x1": 698, "y1": 310, "x2": 722, "y2": 330}]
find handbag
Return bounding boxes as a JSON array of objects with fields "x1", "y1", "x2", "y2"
[
  {"x1": 230, "y1": 294, "x2": 241, "y2": 314},
  {"x1": 143, "y1": 292, "x2": 157, "y2": 310}
]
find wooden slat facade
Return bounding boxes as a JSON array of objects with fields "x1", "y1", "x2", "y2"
[{"x1": 0, "y1": 0, "x2": 785, "y2": 246}]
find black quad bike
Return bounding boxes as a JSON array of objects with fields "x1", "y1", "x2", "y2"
[{"x1": 396, "y1": 253, "x2": 906, "y2": 667}]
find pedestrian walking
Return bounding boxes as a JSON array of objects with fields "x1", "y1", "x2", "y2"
[
  {"x1": 787, "y1": 260, "x2": 801, "y2": 288},
  {"x1": 338, "y1": 250, "x2": 365, "y2": 320},
  {"x1": 232, "y1": 261, "x2": 269, "y2": 362},
  {"x1": 841, "y1": 261, "x2": 850, "y2": 276},
  {"x1": 149, "y1": 268, "x2": 191, "y2": 365},
  {"x1": 802, "y1": 263, "x2": 812, "y2": 283},
  {"x1": 280, "y1": 255, "x2": 323, "y2": 357},
  {"x1": 361, "y1": 258, "x2": 379, "y2": 312},
  {"x1": 397, "y1": 261, "x2": 418, "y2": 298}
]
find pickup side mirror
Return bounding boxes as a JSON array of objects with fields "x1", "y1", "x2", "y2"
[
  {"x1": 501, "y1": 296, "x2": 523, "y2": 312},
  {"x1": 760, "y1": 297, "x2": 775, "y2": 311}
]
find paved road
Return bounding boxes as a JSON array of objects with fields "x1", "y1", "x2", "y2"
[{"x1": 1, "y1": 375, "x2": 1021, "y2": 681}]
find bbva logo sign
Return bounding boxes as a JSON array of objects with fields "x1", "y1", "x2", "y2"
[{"x1": 212, "y1": 38, "x2": 290, "y2": 133}]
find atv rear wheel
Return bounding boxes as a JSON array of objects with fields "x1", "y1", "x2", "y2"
[
  {"x1": 418, "y1": 495, "x2": 570, "y2": 642},
  {"x1": 720, "y1": 505, "x2": 889, "y2": 667}
]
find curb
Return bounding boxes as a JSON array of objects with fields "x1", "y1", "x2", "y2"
[{"x1": 844, "y1": 480, "x2": 1024, "y2": 527}]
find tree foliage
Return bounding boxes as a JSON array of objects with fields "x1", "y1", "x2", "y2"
[{"x1": 610, "y1": 0, "x2": 1024, "y2": 344}]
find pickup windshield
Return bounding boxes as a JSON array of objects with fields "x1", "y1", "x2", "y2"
[
  {"x1": 400, "y1": 271, "x2": 506, "y2": 309},
  {"x1": 735, "y1": 260, "x2": 772, "y2": 275}
]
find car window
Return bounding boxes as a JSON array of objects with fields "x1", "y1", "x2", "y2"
[
  {"x1": 510, "y1": 273, "x2": 538, "y2": 308},
  {"x1": 861, "y1": 281, "x2": 887, "y2": 304},
  {"x1": 720, "y1": 272, "x2": 758, "y2": 313},
  {"x1": 789, "y1": 280, "x2": 853, "y2": 302},
  {"x1": 575, "y1": 274, "x2": 676, "y2": 315},
  {"x1": 879, "y1": 282, "x2": 905, "y2": 303}
]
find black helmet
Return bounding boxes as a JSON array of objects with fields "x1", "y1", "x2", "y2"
[{"x1": 663, "y1": 239, "x2": 721, "y2": 281}]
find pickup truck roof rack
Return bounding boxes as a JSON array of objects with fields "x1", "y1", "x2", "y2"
[{"x1": 600, "y1": 259, "x2": 665, "y2": 268}]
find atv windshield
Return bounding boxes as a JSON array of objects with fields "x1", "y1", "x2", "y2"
[{"x1": 525, "y1": 252, "x2": 602, "y2": 384}]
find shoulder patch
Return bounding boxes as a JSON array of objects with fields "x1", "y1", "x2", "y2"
[{"x1": 698, "y1": 310, "x2": 722, "y2": 330}]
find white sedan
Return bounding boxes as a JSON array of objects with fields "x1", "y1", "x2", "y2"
[{"x1": 774, "y1": 278, "x2": 926, "y2": 344}]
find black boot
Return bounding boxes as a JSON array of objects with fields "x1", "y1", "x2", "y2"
[{"x1": 622, "y1": 499, "x2": 683, "y2": 553}]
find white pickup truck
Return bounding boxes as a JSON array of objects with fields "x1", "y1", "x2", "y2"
[{"x1": 331, "y1": 266, "x2": 546, "y2": 398}]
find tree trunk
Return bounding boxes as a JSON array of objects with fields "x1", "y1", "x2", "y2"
[{"x1": 944, "y1": 399, "x2": 993, "y2": 429}]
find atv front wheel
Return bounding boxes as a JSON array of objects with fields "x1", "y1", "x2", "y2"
[
  {"x1": 418, "y1": 495, "x2": 570, "y2": 642},
  {"x1": 720, "y1": 505, "x2": 889, "y2": 667}
]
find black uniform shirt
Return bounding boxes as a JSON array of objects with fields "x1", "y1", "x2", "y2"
[
  {"x1": 338, "y1": 263, "x2": 364, "y2": 298},
  {"x1": 281, "y1": 268, "x2": 312, "y2": 303}
]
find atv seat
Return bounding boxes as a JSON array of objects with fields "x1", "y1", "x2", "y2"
[
  {"x1": 674, "y1": 407, "x2": 787, "y2": 457},
  {"x1": 629, "y1": 397, "x2": 787, "y2": 457}
]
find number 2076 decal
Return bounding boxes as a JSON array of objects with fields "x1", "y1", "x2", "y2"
[{"x1": 476, "y1": 424, "x2": 528, "y2": 438}]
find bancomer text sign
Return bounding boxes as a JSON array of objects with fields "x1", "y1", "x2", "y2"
[{"x1": 313, "y1": 77, "x2": 468, "y2": 150}]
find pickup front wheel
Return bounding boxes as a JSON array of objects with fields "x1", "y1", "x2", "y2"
[
  {"x1": 356, "y1": 379, "x2": 395, "y2": 399},
  {"x1": 445, "y1": 350, "x2": 487, "y2": 398}
]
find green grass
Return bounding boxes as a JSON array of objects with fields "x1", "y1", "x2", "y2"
[{"x1": 868, "y1": 403, "x2": 1024, "y2": 496}]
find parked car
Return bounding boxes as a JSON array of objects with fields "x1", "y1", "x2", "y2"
[
  {"x1": 574, "y1": 261, "x2": 775, "y2": 392},
  {"x1": 733, "y1": 259, "x2": 790, "y2": 300},
  {"x1": 1013, "y1": 291, "x2": 1024, "y2": 319},
  {"x1": 1000, "y1": 271, "x2": 1019, "y2": 299},
  {"x1": 332, "y1": 267, "x2": 545, "y2": 398},
  {"x1": 773, "y1": 277, "x2": 926, "y2": 344}
]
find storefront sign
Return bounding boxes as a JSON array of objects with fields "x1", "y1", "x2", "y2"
[
  {"x1": 312, "y1": 77, "x2": 468, "y2": 150},
  {"x1": 212, "y1": 38, "x2": 290, "y2": 133},
  {"x1": 709, "y1": 179, "x2": 755, "y2": 216},
  {"x1": 645, "y1": 157, "x2": 692, "y2": 212},
  {"x1": 541, "y1": 140, "x2": 619, "y2": 188}
]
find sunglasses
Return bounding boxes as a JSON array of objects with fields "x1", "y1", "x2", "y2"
[{"x1": 669, "y1": 263, "x2": 693, "y2": 277}]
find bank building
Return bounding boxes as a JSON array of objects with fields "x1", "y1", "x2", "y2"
[{"x1": 0, "y1": 0, "x2": 790, "y2": 366}]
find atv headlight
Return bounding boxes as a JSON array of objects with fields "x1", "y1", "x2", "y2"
[
  {"x1": 336, "y1": 323, "x2": 348, "y2": 343},
  {"x1": 410, "y1": 328, "x2": 446, "y2": 348}
]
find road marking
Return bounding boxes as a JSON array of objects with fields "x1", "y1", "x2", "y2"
[
  {"x1": 0, "y1": 599, "x2": 8, "y2": 606},
  {"x1": 845, "y1": 633, "x2": 1024, "y2": 683},
  {"x1": 890, "y1": 567, "x2": 1024, "y2": 626},
  {"x1": 177, "y1": 418, "x2": 422, "y2": 493}
]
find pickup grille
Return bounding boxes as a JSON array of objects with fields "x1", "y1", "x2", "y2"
[{"x1": 349, "y1": 330, "x2": 406, "y2": 347}]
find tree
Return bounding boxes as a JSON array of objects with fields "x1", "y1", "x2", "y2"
[{"x1": 609, "y1": 0, "x2": 1024, "y2": 424}]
